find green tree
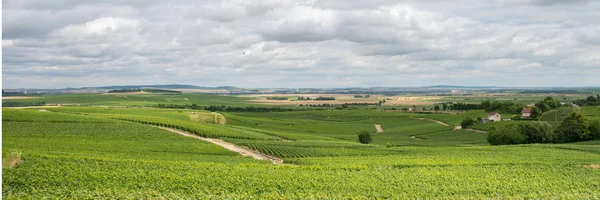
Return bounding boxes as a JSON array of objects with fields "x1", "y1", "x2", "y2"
[
  {"x1": 589, "y1": 120, "x2": 600, "y2": 140},
  {"x1": 518, "y1": 121, "x2": 554, "y2": 143},
  {"x1": 529, "y1": 107, "x2": 541, "y2": 119},
  {"x1": 434, "y1": 105, "x2": 440, "y2": 111},
  {"x1": 535, "y1": 102, "x2": 550, "y2": 112},
  {"x1": 442, "y1": 104, "x2": 448, "y2": 110},
  {"x1": 488, "y1": 124, "x2": 525, "y2": 145},
  {"x1": 480, "y1": 100, "x2": 491, "y2": 110},
  {"x1": 554, "y1": 112, "x2": 590, "y2": 143},
  {"x1": 357, "y1": 130, "x2": 372, "y2": 144},
  {"x1": 461, "y1": 117, "x2": 477, "y2": 128}
]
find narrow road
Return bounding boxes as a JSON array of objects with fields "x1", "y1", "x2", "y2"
[
  {"x1": 417, "y1": 118, "x2": 450, "y2": 126},
  {"x1": 152, "y1": 126, "x2": 283, "y2": 164},
  {"x1": 374, "y1": 124, "x2": 384, "y2": 132}
]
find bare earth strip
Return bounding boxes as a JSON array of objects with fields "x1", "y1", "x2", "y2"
[
  {"x1": 152, "y1": 126, "x2": 283, "y2": 164},
  {"x1": 463, "y1": 129, "x2": 488, "y2": 133},
  {"x1": 2, "y1": 96, "x2": 43, "y2": 100},
  {"x1": 374, "y1": 124, "x2": 384, "y2": 132},
  {"x1": 417, "y1": 118, "x2": 450, "y2": 126}
]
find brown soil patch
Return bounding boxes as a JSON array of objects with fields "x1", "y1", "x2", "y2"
[
  {"x1": 584, "y1": 164, "x2": 600, "y2": 169},
  {"x1": 153, "y1": 126, "x2": 282, "y2": 164},
  {"x1": 374, "y1": 124, "x2": 384, "y2": 133},
  {"x1": 2, "y1": 96, "x2": 43, "y2": 100},
  {"x1": 454, "y1": 126, "x2": 462, "y2": 130},
  {"x1": 9, "y1": 156, "x2": 22, "y2": 168}
]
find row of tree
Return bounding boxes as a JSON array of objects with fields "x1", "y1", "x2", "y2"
[
  {"x1": 573, "y1": 95, "x2": 600, "y2": 106},
  {"x1": 266, "y1": 97, "x2": 289, "y2": 100},
  {"x1": 2, "y1": 101, "x2": 46, "y2": 107},
  {"x1": 488, "y1": 112, "x2": 600, "y2": 145}
]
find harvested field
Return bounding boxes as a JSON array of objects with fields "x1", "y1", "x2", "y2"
[
  {"x1": 2, "y1": 96, "x2": 43, "y2": 100},
  {"x1": 247, "y1": 99, "x2": 380, "y2": 105}
]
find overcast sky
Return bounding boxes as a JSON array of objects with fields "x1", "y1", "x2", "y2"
[{"x1": 3, "y1": 0, "x2": 600, "y2": 89}]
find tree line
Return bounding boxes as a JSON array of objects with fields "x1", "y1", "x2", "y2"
[
  {"x1": 572, "y1": 95, "x2": 600, "y2": 106},
  {"x1": 2, "y1": 101, "x2": 46, "y2": 107},
  {"x1": 488, "y1": 112, "x2": 600, "y2": 145}
]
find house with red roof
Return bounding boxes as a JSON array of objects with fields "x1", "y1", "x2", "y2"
[{"x1": 521, "y1": 107, "x2": 531, "y2": 118}]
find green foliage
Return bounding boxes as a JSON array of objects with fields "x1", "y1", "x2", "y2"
[
  {"x1": 517, "y1": 121, "x2": 554, "y2": 143},
  {"x1": 539, "y1": 107, "x2": 573, "y2": 121},
  {"x1": 461, "y1": 117, "x2": 477, "y2": 128},
  {"x1": 589, "y1": 120, "x2": 600, "y2": 140},
  {"x1": 554, "y1": 112, "x2": 590, "y2": 143},
  {"x1": 487, "y1": 124, "x2": 524, "y2": 145},
  {"x1": 529, "y1": 107, "x2": 541, "y2": 119},
  {"x1": 535, "y1": 102, "x2": 550, "y2": 112},
  {"x1": 357, "y1": 130, "x2": 372, "y2": 144}
]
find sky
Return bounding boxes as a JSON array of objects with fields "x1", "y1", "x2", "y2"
[{"x1": 2, "y1": 0, "x2": 600, "y2": 89}]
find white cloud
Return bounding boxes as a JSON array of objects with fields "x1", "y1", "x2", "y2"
[
  {"x1": 3, "y1": 0, "x2": 600, "y2": 88},
  {"x1": 53, "y1": 17, "x2": 140, "y2": 38}
]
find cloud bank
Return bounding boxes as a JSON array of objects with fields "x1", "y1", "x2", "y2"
[{"x1": 3, "y1": 0, "x2": 600, "y2": 88}]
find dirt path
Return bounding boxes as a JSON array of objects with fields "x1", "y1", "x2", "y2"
[
  {"x1": 152, "y1": 126, "x2": 283, "y2": 164},
  {"x1": 417, "y1": 118, "x2": 450, "y2": 126},
  {"x1": 463, "y1": 129, "x2": 488, "y2": 133},
  {"x1": 374, "y1": 124, "x2": 384, "y2": 132},
  {"x1": 454, "y1": 126, "x2": 462, "y2": 130}
]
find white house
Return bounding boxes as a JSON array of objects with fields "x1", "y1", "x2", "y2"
[
  {"x1": 521, "y1": 107, "x2": 531, "y2": 118},
  {"x1": 488, "y1": 112, "x2": 501, "y2": 122}
]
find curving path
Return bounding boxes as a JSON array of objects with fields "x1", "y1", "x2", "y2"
[
  {"x1": 152, "y1": 126, "x2": 283, "y2": 164},
  {"x1": 417, "y1": 118, "x2": 450, "y2": 126}
]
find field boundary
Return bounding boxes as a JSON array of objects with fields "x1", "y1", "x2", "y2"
[{"x1": 152, "y1": 126, "x2": 283, "y2": 164}]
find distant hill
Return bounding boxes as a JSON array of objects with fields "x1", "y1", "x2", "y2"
[
  {"x1": 425, "y1": 85, "x2": 497, "y2": 88},
  {"x1": 79, "y1": 84, "x2": 205, "y2": 90}
]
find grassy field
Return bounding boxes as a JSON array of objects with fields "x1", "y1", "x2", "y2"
[
  {"x1": 2, "y1": 93, "x2": 254, "y2": 107},
  {"x1": 3, "y1": 93, "x2": 600, "y2": 198}
]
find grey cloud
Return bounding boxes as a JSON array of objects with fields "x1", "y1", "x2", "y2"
[
  {"x1": 3, "y1": 0, "x2": 600, "y2": 88},
  {"x1": 531, "y1": 0, "x2": 591, "y2": 6}
]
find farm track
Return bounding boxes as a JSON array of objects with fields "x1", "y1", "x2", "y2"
[
  {"x1": 463, "y1": 129, "x2": 488, "y2": 133},
  {"x1": 152, "y1": 126, "x2": 283, "y2": 164},
  {"x1": 418, "y1": 118, "x2": 487, "y2": 133},
  {"x1": 417, "y1": 118, "x2": 450, "y2": 126}
]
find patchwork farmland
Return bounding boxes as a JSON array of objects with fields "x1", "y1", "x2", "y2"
[{"x1": 3, "y1": 91, "x2": 600, "y2": 199}]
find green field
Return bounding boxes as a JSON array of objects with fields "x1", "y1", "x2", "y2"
[{"x1": 3, "y1": 93, "x2": 600, "y2": 198}]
